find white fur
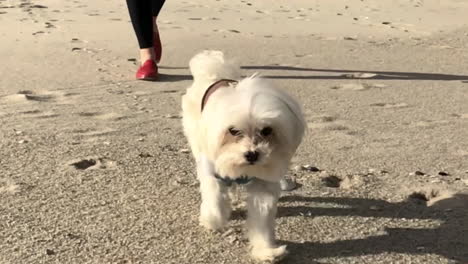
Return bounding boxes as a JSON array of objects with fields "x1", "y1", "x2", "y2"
[{"x1": 182, "y1": 50, "x2": 305, "y2": 262}]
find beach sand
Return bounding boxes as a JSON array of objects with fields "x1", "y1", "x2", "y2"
[{"x1": 1, "y1": 0, "x2": 468, "y2": 263}]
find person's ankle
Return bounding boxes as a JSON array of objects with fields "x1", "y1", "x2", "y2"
[
  {"x1": 139, "y1": 48, "x2": 154, "y2": 65},
  {"x1": 153, "y1": 16, "x2": 158, "y2": 32},
  {"x1": 140, "y1": 58, "x2": 153, "y2": 65}
]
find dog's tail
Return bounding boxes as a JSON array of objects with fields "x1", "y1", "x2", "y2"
[{"x1": 189, "y1": 50, "x2": 240, "y2": 82}]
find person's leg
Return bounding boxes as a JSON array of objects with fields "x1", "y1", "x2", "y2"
[
  {"x1": 151, "y1": 0, "x2": 166, "y2": 63},
  {"x1": 151, "y1": 0, "x2": 165, "y2": 17},
  {"x1": 126, "y1": 0, "x2": 154, "y2": 64}
]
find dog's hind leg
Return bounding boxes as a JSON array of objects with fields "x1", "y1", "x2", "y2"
[
  {"x1": 246, "y1": 179, "x2": 287, "y2": 261},
  {"x1": 197, "y1": 155, "x2": 231, "y2": 231}
]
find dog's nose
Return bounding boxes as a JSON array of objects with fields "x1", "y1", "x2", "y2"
[{"x1": 244, "y1": 151, "x2": 259, "y2": 164}]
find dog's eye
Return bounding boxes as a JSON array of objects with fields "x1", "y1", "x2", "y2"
[
  {"x1": 228, "y1": 127, "x2": 242, "y2": 136},
  {"x1": 260, "y1": 127, "x2": 273, "y2": 137}
]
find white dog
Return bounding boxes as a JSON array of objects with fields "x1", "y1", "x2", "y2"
[{"x1": 182, "y1": 50, "x2": 305, "y2": 262}]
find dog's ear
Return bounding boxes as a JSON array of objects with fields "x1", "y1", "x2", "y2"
[
  {"x1": 276, "y1": 95, "x2": 306, "y2": 133},
  {"x1": 282, "y1": 96, "x2": 306, "y2": 150},
  {"x1": 198, "y1": 116, "x2": 224, "y2": 160}
]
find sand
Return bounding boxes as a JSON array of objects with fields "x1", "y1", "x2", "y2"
[{"x1": 1, "y1": 0, "x2": 468, "y2": 263}]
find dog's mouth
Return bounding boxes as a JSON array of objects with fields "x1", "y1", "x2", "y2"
[
  {"x1": 231, "y1": 159, "x2": 262, "y2": 168},
  {"x1": 242, "y1": 158, "x2": 265, "y2": 166},
  {"x1": 213, "y1": 153, "x2": 268, "y2": 180}
]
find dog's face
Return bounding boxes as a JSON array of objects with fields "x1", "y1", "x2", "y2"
[
  {"x1": 200, "y1": 83, "x2": 304, "y2": 182},
  {"x1": 214, "y1": 121, "x2": 277, "y2": 178},
  {"x1": 221, "y1": 125, "x2": 274, "y2": 167}
]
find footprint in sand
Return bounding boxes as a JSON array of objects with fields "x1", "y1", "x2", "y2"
[
  {"x1": 34, "y1": 111, "x2": 59, "y2": 119},
  {"x1": 6, "y1": 108, "x2": 58, "y2": 119},
  {"x1": 1, "y1": 90, "x2": 75, "y2": 105},
  {"x1": 305, "y1": 113, "x2": 361, "y2": 148},
  {"x1": 340, "y1": 174, "x2": 372, "y2": 189},
  {"x1": 370, "y1": 102, "x2": 409, "y2": 108},
  {"x1": 68, "y1": 157, "x2": 117, "y2": 171},
  {"x1": 408, "y1": 188, "x2": 465, "y2": 208},
  {"x1": 306, "y1": 114, "x2": 336, "y2": 124},
  {"x1": 410, "y1": 120, "x2": 450, "y2": 128},
  {"x1": 321, "y1": 174, "x2": 369, "y2": 189},
  {"x1": 331, "y1": 83, "x2": 370, "y2": 91},
  {"x1": 29, "y1": 4, "x2": 48, "y2": 9},
  {"x1": 159, "y1": 90, "x2": 180, "y2": 94},
  {"x1": 44, "y1": 21, "x2": 55, "y2": 29},
  {"x1": 73, "y1": 128, "x2": 118, "y2": 137},
  {"x1": 3, "y1": 90, "x2": 55, "y2": 103},
  {"x1": 76, "y1": 112, "x2": 101, "y2": 117},
  {"x1": 306, "y1": 114, "x2": 358, "y2": 135},
  {"x1": 19, "y1": 2, "x2": 48, "y2": 14},
  {"x1": 19, "y1": 109, "x2": 41, "y2": 115},
  {"x1": 331, "y1": 83, "x2": 386, "y2": 91},
  {"x1": 306, "y1": 114, "x2": 336, "y2": 127},
  {"x1": 77, "y1": 112, "x2": 128, "y2": 121},
  {"x1": 323, "y1": 123, "x2": 351, "y2": 132}
]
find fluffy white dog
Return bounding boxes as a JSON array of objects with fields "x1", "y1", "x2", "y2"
[{"x1": 182, "y1": 50, "x2": 305, "y2": 262}]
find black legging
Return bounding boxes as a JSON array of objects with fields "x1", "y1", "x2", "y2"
[{"x1": 126, "y1": 0, "x2": 166, "y2": 49}]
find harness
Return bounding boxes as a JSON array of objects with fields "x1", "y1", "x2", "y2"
[
  {"x1": 214, "y1": 174, "x2": 253, "y2": 186},
  {"x1": 200, "y1": 79, "x2": 238, "y2": 112}
]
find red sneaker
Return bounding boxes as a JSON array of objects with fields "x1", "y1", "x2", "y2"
[
  {"x1": 154, "y1": 26, "x2": 162, "y2": 63},
  {"x1": 136, "y1": 59, "x2": 158, "y2": 80}
]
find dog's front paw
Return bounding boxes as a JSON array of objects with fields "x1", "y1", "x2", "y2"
[
  {"x1": 251, "y1": 245, "x2": 288, "y2": 262},
  {"x1": 199, "y1": 212, "x2": 227, "y2": 231}
]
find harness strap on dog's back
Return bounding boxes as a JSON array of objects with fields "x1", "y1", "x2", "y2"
[{"x1": 201, "y1": 79, "x2": 238, "y2": 112}]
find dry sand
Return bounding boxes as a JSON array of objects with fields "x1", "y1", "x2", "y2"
[{"x1": 1, "y1": 0, "x2": 468, "y2": 263}]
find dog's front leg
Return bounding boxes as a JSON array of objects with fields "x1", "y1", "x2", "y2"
[
  {"x1": 197, "y1": 155, "x2": 231, "y2": 231},
  {"x1": 246, "y1": 179, "x2": 287, "y2": 261}
]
